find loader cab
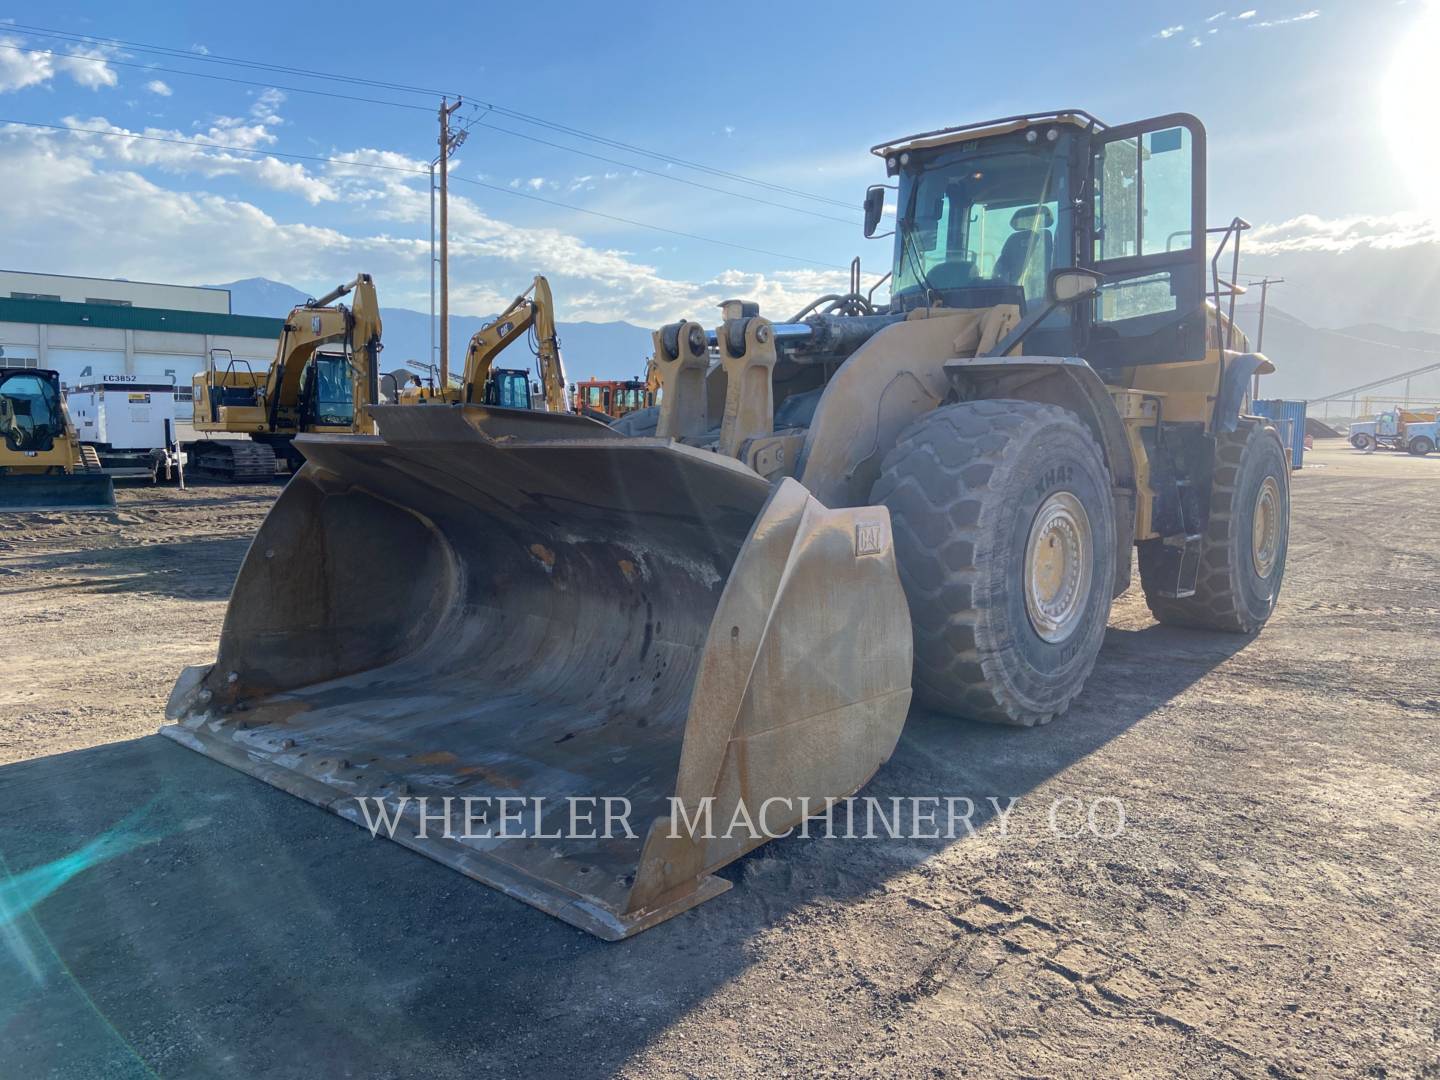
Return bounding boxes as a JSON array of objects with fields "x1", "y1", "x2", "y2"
[
  {"x1": 0, "y1": 368, "x2": 64, "y2": 453},
  {"x1": 873, "y1": 111, "x2": 1208, "y2": 367}
]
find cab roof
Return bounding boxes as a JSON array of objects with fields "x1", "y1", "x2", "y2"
[{"x1": 871, "y1": 110, "x2": 1107, "y2": 159}]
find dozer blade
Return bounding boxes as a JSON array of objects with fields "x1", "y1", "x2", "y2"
[
  {"x1": 0, "y1": 472, "x2": 115, "y2": 511},
  {"x1": 163, "y1": 405, "x2": 912, "y2": 939}
]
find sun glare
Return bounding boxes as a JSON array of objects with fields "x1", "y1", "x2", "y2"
[{"x1": 1382, "y1": 3, "x2": 1440, "y2": 215}]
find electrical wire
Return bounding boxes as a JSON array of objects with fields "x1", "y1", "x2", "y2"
[
  {"x1": 5, "y1": 22, "x2": 856, "y2": 209},
  {"x1": 0, "y1": 38, "x2": 859, "y2": 225},
  {"x1": 1, "y1": 117, "x2": 865, "y2": 271}
]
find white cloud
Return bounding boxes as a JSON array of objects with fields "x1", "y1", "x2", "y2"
[
  {"x1": 1156, "y1": 24, "x2": 1185, "y2": 37},
  {"x1": 1249, "y1": 9, "x2": 1320, "y2": 27},
  {"x1": 1248, "y1": 212, "x2": 1439, "y2": 254},
  {"x1": 250, "y1": 87, "x2": 285, "y2": 124},
  {"x1": 1206, "y1": 10, "x2": 1228, "y2": 20},
  {"x1": 0, "y1": 121, "x2": 857, "y2": 324},
  {"x1": 0, "y1": 34, "x2": 53, "y2": 91},
  {"x1": 54, "y1": 113, "x2": 336, "y2": 204},
  {"x1": 145, "y1": 79, "x2": 172, "y2": 97},
  {"x1": 0, "y1": 33, "x2": 120, "y2": 92},
  {"x1": 191, "y1": 44, "x2": 210, "y2": 55},
  {"x1": 53, "y1": 45, "x2": 119, "y2": 89},
  {"x1": 1235, "y1": 9, "x2": 1257, "y2": 17}
]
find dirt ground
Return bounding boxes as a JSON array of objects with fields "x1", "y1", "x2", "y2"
[{"x1": 1, "y1": 442, "x2": 1436, "y2": 1079}]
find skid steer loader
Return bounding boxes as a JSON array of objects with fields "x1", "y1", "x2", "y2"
[
  {"x1": 1, "y1": 368, "x2": 115, "y2": 510},
  {"x1": 164, "y1": 109, "x2": 1289, "y2": 938}
]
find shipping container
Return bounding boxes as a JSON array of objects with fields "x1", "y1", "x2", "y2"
[{"x1": 1253, "y1": 399, "x2": 1307, "y2": 469}]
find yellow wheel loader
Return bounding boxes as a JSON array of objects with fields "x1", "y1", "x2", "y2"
[
  {"x1": 185, "y1": 274, "x2": 382, "y2": 481},
  {"x1": 1, "y1": 368, "x2": 115, "y2": 510},
  {"x1": 164, "y1": 110, "x2": 1288, "y2": 938}
]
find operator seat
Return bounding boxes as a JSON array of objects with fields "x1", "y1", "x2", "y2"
[{"x1": 993, "y1": 206, "x2": 1054, "y2": 302}]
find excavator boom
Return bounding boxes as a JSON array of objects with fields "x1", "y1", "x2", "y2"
[{"x1": 452, "y1": 275, "x2": 570, "y2": 410}]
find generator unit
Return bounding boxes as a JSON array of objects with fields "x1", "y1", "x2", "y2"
[{"x1": 68, "y1": 379, "x2": 181, "y2": 477}]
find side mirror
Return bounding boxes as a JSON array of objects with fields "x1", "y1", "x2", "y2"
[
  {"x1": 1047, "y1": 267, "x2": 1103, "y2": 304},
  {"x1": 863, "y1": 185, "x2": 887, "y2": 238}
]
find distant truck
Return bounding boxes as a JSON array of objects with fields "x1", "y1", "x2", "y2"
[
  {"x1": 68, "y1": 379, "x2": 183, "y2": 478},
  {"x1": 1349, "y1": 410, "x2": 1438, "y2": 456}
]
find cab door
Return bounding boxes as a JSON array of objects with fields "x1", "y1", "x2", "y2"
[{"x1": 1082, "y1": 113, "x2": 1208, "y2": 369}]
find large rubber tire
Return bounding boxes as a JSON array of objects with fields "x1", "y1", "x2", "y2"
[
  {"x1": 1351, "y1": 432, "x2": 1373, "y2": 451},
  {"x1": 1408, "y1": 436, "x2": 1433, "y2": 457},
  {"x1": 871, "y1": 400, "x2": 1116, "y2": 727},
  {"x1": 1144, "y1": 420, "x2": 1289, "y2": 633}
]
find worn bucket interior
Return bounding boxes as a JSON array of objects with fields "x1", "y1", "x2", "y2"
[{"x1": 163, "y1": 405, "x2": 912, "y2": 939}]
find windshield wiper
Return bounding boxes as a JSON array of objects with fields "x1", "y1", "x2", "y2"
[{"x1": 898, "y1": 218, "x2": 939, "y2": 305}]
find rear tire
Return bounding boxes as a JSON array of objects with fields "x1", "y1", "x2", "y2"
[
  {"x1": 1408, "y1": 436, "x2": 1433, "y2": 456},
  {"x1": 871, "y1": 400, "x2": 1116, "y2": 727},
  {"x1": 1144, "y1": 420, "x2": 1289, "y2": 633}
]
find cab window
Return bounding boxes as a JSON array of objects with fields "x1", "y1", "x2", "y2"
[{"x1": 0, "y1": 372, "x2": 62, "y2": 451}]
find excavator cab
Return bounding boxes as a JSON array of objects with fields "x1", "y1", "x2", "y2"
[
  {"x1": 481, "y1": 367, "x2": 533, "y2": 409},
  {"x1": 300, "y1": 352, "x2": 358, "y2": 428}
]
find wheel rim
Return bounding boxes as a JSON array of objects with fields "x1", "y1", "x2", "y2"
[
  {"x1": 1251, "y1": 475, "x2": 1281, "y2": 579},
  {"x1": 1023, "y1": 491, "x2": 1093, "y2": 644}
]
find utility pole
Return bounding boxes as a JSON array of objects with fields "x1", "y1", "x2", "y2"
[
  {"x1": 437, "y1": 97, "x2": 464, "y2": 388},
  {"x1": 1248, "y1": 276, "x2": 1284, "y2": 401}
]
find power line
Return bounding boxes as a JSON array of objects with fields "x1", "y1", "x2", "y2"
[
  {"x1": 447, "y1": 175, "x2": 858, "y2": 268},
  {"x1": 470, "y1": 118, "x2": 860, "y2": 225},
  {"x1": 0, "y1": 41, "x2": 435, "y2": 113},
  {"x1": 7, "y1": 22, "x2": 856, "y2": 210},
  {"x1": 4, "y1": 23, "x2": 460, "y2": 99},
  {"x1": 1, "y1": 117, "x2": 861, "y2": 271},
  {"x1": 0, "y1": 38, "x2": 859, "y2": 225}
]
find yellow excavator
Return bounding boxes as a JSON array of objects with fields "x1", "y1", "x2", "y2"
[
  {"x1": 167, "y1": 109, "x2": 1290, "y2": 940},
  {"x1": 398, "y1": 275, "x2": 568, "y2": 411},
  {"x1": 185, "y1": 274, "x2": 382, "y2": 480},
  {"x1": 1, "y1": 368, "x2": 115, "y2": 509}
]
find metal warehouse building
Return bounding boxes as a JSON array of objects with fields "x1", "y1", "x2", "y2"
[{"x1": 0, "y1": 270, "x2": 282, "y2": 391}]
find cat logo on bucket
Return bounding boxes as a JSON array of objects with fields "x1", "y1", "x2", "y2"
[{"x1": 855, "y1": 521, "x2": 886, "y2": 557}]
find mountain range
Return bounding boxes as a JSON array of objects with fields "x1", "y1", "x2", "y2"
[{"x1": 210, "y1": 278, "x2": 1440, "y2": 413}]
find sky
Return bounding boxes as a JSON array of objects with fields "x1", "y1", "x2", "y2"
[{"x1": 0, "y1": 1, "x2": 1437, "y2": 330}]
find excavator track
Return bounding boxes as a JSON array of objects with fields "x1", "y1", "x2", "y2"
[{"x1": 185, "y1": 440, "x2": 278, "y2": 483}]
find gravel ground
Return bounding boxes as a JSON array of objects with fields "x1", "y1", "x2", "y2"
[{"x1": 1, "y1": 443, "x2": 1436, "y2": 1079}]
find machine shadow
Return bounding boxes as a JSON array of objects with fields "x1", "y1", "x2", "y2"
[
  {"x1": 0, "y1": 534, "x2": 250, "y2": 601},
  {"x1": 0, "y1": 621, "x2": 1250, "y2": 1079}
]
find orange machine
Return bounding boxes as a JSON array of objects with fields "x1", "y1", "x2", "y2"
[{"x1": 569, "y1": 377, "x2": 653, "y2": 421}]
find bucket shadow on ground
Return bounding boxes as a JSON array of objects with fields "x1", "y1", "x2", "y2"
[{"x1": 0, "y1": 621, "x2": 1249, "y2": 1079}]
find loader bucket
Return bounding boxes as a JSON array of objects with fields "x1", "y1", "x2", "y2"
[
  {"x1": 0, "y1": 472, "x2": 115, "y2": 511},
  {"x1": 163, "y1": 405, "x2": 912, "y2": 939}
]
